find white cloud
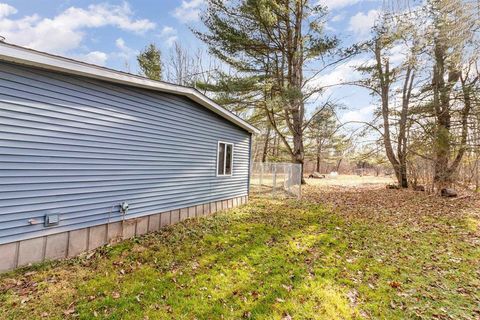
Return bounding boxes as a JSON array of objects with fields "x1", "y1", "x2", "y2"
[
  {"x1": 116, "y1": 38, "x2": 128, "y2": 51},
  {"x1": 160, "y1": 26, "x2": 175, "y2": 37},
  {"x1": 322, "y1": 0, "x2": 378, "y2": 11},
  {"x1": 348, "y1": 10, "x2": 380, "y2": 39},
  {"x1": 324, "y1": 23, "x2": 336, "y2": 32},
  {"x1": 331, "y1": 13, "x2": 345, "y2": 22},
  {"x1": 310, "y1": 58, "x2": 364, "y2": 92},
  {"x1": 306, "y1": 57, "x2": 378, "y2": 105},
  {"x1": 159, "y1": 26, "x2": 178, "y2": 47},
  {"x1": 172, "y1": 0, "x2": 204, "y2": 23},
  {"x1": 165, "y1": 36, "x2": 178, "y2": 47},
  {"x1": 389, "y1": 43, "x2": 407, "y2": 65},
  {"x1": 76, "y1": 51, "x2": 109, "y2": 66},
  {"x1": 0, "y1": 3, "x2": 17, "y2": 18},
  {"x1": 0, "y1": 3, "x2": 155, "y2": 54},
  {"x1": 341, "y1": 104, "x2": 375, "y2": 123},
  {"x1": 114, "y1": 37, "x2": 138, "y2": 60}
]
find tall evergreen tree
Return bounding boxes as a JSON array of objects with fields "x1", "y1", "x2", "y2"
[
  {"x1": 137, "y1": 43, "x2": 162, "y2": 81},
  {"x1": 427, "y1": 0, "x2": 478, "y2": 189},
  {"x1": 305, "y1": 106, "x2": 340, "y2": 173},
  {"x1": 195, "y1": 0, "x2": 344, "y2": 183}
]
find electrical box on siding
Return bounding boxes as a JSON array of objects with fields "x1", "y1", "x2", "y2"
[{"x1": 44, "y1": 214, "x2": 60, "y2": 227}]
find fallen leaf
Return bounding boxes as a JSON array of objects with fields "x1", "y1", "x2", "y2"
[
  {"x1": 63, "y1": 307, "x2": 75, "y2": 315},
  {"x1": 282, "y1": 313, "x2": 292, "y2": 320},
  {"x1": 282, "y1": 284, "x2": 293, "y2": 292}
]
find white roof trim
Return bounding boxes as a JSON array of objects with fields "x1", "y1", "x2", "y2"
[{"x1": 0, "y1": 42, "x2": 259, "y2": 134}]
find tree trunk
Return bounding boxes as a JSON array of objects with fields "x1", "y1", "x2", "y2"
[
  {"x1": 286, "y1": 0, "x2": 306, "y2": 184},
  {"x1": 262, "y1": 126, "x2": 271, "y2": 163},
  {"x1": 275, "y1": 134, "x2": 280, "y2": 157},
  {"x1": 432, "y1": 38, "x2": 460, "y2": 190},
  {"x1": 335, "y1": 158, "x2": 342, "y2": 172},
  {"x1": 398, "y1": 163, "x2": 408, "y2": 188},
  {"x1": 316, "y1": 136, "x2": 322, "y2": 173},
  {"x1": 447, "y1": 76, "x2": 473, "y2": 177},
  {"x1": 433, "y1": 103, "x2": 452, "y2": 188},
  {"x1": 375, "y1": 39, "x2": 407, "y2": 188},
  {"x1": 292, "y1": 128, "x2": 305, "y2": 184},
  {"x1": 476, "y1": 159, "x2": 479, "y2": 192},
  {"x1": 271, "y1": 131, "x2": 277, "y2": 158},
  {"x1": 397, "y1": 66, "x2": 414, "y2": 189}
]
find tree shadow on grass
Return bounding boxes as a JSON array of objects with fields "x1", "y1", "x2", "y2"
[
  {"x1": 73, "y1": 199, "x2": 359, "y2": 319},
  {"x1": 2, "y1": 194, "x2": 479, "y2": 319}
]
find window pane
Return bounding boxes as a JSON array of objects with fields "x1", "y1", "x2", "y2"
[
  {"x1": 225, "y1": 144, "x2": 232, "y2": 175},
  {"x1": 217, "y1": 143, "x2": 225, "y2": 175}
]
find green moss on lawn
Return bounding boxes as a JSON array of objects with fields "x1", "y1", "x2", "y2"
[{"x1": 1, "y1": 197, "x2": 479, "y2": 319}]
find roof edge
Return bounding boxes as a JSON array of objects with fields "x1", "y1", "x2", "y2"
[{"x1": 0, "y1": 42, "x2": 259, "y2": 134}]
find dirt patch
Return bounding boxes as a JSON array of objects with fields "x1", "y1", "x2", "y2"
[{"x1": 306, "y1": 175, "x2": 394, "y2": 187}]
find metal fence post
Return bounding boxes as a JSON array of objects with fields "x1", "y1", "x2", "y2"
[{"x1": 250, "y1": 162, "x2": 302, "y2": 199}]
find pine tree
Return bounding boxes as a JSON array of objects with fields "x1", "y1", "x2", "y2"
[
  {"x1": 195, "y1": 0, "x2": 344, "y2": 182},
  {"x1": 137, "y1": 43, "x2": 162, "y2": 81}
]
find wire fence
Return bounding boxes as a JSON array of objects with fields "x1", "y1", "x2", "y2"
[{"x1": 250, "y1": 162, "x2": 302, "y2": 199}]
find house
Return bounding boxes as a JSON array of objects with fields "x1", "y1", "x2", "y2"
[{"x1": 0, "y1": 42, "x2": 258, "y2": 272}]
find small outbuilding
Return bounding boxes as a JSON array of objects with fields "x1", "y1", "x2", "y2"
[{"x1": 0, "y1": 42, "x2": 258, "y2": 272}]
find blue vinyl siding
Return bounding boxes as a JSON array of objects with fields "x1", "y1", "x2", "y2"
[{"x1": 0, "y1": 61, "x2": 251, "y2": 244}]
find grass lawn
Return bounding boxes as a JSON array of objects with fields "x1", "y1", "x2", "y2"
[{"x1": 1, "y1": 185, "x2": 479, "y2": 319}]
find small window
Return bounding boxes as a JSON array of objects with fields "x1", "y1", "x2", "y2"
[{"x1": 217, "y1": 142, "x2": 233, "y2": 176}]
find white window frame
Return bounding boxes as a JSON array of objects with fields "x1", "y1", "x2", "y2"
[{"x1": 216, "y1": 141, "x2": 234, "y2": 177}]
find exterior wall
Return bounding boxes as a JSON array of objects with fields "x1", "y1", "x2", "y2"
[
  {"x1": 0, "y1": 61, "x2": 251, "y2": 246},
  {"x1": 0, "y1": 195, "x2": 248, "y2": 272}
]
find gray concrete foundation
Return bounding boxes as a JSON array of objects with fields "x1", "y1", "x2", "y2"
[{"x1": 1, "y1": 196, "x2": 247, "y2": 273}]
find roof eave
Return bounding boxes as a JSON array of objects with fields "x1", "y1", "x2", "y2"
[{"x1": 0, "y1": 42, "x2": 260, "y2": 134}]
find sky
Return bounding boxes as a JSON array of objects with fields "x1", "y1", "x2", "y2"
[{"x1": 0, "y1": 0, "x2": 384, "y2": 124}]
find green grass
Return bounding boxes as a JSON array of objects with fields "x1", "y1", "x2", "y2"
[{"x1": 1, "y1": 197, "x2": 479, "y2": 319}]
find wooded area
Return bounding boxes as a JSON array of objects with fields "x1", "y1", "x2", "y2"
[{"x1": 136, "y1": 0, "x2": 479, "y2": 194}]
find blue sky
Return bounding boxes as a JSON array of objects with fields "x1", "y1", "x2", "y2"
[{"x1": 0, "y1": 0, "x2": 384, "y2": 124}]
